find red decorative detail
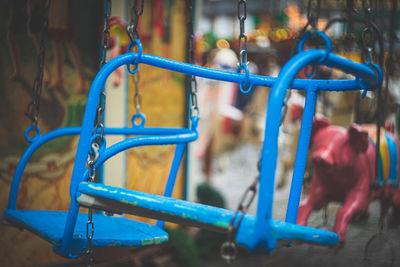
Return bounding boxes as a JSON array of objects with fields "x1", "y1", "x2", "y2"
[{"x1": 154, "y1": 0, "x2": 164, "y2": 38}]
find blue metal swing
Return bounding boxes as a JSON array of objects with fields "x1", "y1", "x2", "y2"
[
  {"x1": 3, "y1": 31, "x2": 382, "y2": 258},
  {"x1": 3, "y1": 123, "x2": 199, "y2": 257},
  {"x1": 74, "y1": 33, "x2": 382, "y2": 252}
]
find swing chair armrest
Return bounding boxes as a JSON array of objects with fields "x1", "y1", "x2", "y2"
[
  {"x1": 7, "y1": 127, "x2": 82, "y2": 210},
  {"x1": 7, "y1": 126, "x2": 195, "y2": 210},
  {"x1": 79, "y1": 130, "x2": 198, "y2": 181}
]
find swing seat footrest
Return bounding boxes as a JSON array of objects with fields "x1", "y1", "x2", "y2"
[{"x1": 2, "y1": 209, "x2": 168, "y2": 257}]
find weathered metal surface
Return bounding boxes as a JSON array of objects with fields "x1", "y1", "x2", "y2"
[
  {"x1": 77, "y1": 182, "x2": 339, "y2": 250},
  {"x1": 3, "y1": 209, "x2": 168, "y2": 256}
]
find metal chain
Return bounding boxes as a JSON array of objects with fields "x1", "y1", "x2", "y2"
[
  {"x1": 93, "y1": 92, "x2": 106, "y2": 141},
  {"x1": 24, "y1": 0, "x2": 50, "y2": 136},
  {"x1": 361, "y1": 0, "x2": 374, "y2": 65},
  {"x1": 237, "y1": 0, "x2": 248, "y2": 67},
  {"x1": 128, "y1": 0, "x2": 144, "y2": 116},
  {"x1": 85, "y1": 142, "x2": 99, "y2": 267},
  {"x1": 221, "y1": 159, "x2": 261, "y2": 264},
  {"x1": 85, "y1": 1, "x2": 111, "y2": 264},
  {"x1": 100, "y1": 0, "x2": 112, "y2": 68},
  {"x1": 187, "y1": 0, "x2": 199, "y2": 118},
  {"x1": 127, "y1": 0, "x2": 144, "y2": 42},
  {"x1": 286, "y1": 0, "x2": 321, "y2": 120},
  {"x1": 306, "y1": 0, "x2": 321, "y2": 30},
  {"x1": 133, "y1": 71, "x2": 141, "y2": 114}
]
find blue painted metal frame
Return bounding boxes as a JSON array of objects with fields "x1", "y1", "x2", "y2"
[{"x1": 4, "y1": 46, "x2": 382, "y2": 258}]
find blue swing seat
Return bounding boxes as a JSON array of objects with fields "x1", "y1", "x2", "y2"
[
  {"x1": 3, "y1": 209, "x2": 168, "y2": 256},
  {"x1": 77, "y1": 182, "x2": 338, "y2": 248}
]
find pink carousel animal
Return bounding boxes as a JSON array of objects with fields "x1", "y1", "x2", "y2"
[{"x1": 297, "y1": 117, "x2": 400, "y2": 244}]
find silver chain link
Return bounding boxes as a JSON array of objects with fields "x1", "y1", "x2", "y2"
[
  {"x1": 85, "y1": 142, "x2": 98, "y2": 267},
  {"x1": 100, "y1": 0, "x2": 111, "y2": 68},
  {"x1": 221, "y1": 159, "x2": 260, "y2": 265},
  {"x1": 24, "y1": 0, "x2": 50, "y2": 136},
  {"x1": 361, "y1": 1, "x2": 374, "y2": 65},
  {"x1": 187, "y1": 0, "x2": 199, "y2": 118},
  {"x1": 127, "y1": 0, "x2": 144, "y2": 42},
  {"x1": 237, "y1": 0, "x2": 247, "y2": 67},
  {"x1": 128, "y1": 0, "x2": 144, "y2": 116},
  {"x1": 85, "y1": 1, "x2": 111, "y2": 264},
  {"x1": 133, "y1": 71, "x2": 141, "y2": 114}
]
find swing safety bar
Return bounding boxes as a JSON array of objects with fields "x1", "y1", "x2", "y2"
[
  {"x1": 74, "y1": 48, "x2": 381, "y2": 254},
  {"x1": 130, "y1": 51, "x2": 379, "y2": 91}
]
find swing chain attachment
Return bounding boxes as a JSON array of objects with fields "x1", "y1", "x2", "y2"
[
  {"x1": 221, "y1": 161, "x2": 260, "y2": 264},
  {"x1": 127, "y1": 0, "x2": 144, "y2": 42},
  {"x1": 24, "y1": 0, "x2": 50, "y2": 140},
  {"x1": 236, "y1": 0, "x2": 253, "y2": 94},
  {"x1": 85, "y1": 141, "x2": 99, "y2": 267},
  {"x1": 306, "y1": 0, "x2": 321, "y2": 30},
  {"x1": 86, "y1": 92, "x2": 104, "y2": 263},
  {"x1": 133, "y1": 70, "x2": 142, "y2": 115},
  {"x1": 187, "y1": 0, "x2": 199, "y2": 118},
  {"x1": 84, "y1": 140, "x2": 101, "y2": 266},
  {"x1": 93, "y1": 91, "x2": 106, "y2": 144},
  {"x1": 126, "y1": 0, "x2": 145, "y2": 125},
  {"x1": 237, "y1": 0, "x2": 248, "y2": 67}
]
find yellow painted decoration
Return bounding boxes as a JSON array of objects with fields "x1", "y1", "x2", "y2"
[{"x1": 380, "y1": 133, "x2": 390, "y2": 181}]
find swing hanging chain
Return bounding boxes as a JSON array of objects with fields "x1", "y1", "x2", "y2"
[
  {"x1": 93, "y1": 92, "x2": 106, "y2": 142},
  {"x1": 85, "y1": 1, "x2": 112, "y2": 263},
  {"x1": 127, "y1": 0, "x2": 144, "y2": 115},
  {"x1": 306, "y1": 0, "x2": 321, "y2": 30},
  {"x1": 85, "y1": 141, "x2": 99, "y2": 267},
  {"x1": 221, "y1": 159, "x2": 261, "y2": 264},
  {"x1": 133, "y1": 71, "x2": 141, "y2": 114},
  {"x1": 297, "y1": 0, "x2": 321, "y2": 39},
  {"x1": 24, "y1": 0, "x2": 50, "y2": 135},
  {"x1": 361, "y1": 0, "x2": 375, "y2": 65},
  {"x1": 187, "y1": 0, "x2": 199, "y2": 118},
  {"x1": 237, "y1": 0, "x2": 248, "y2": 67},
  {"x1": 127, "y1": 0, "x2": 144, "y2": 42},
  {"x1": 100, "y1": 0, "x2": 112, "y2": 67}
]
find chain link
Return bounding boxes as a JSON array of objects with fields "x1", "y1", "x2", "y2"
[
  {"x1": 100, "y1": 0, "x2": 112, "y2": 68},
  {"x1": 221, "y1": 159, "x2": 261, "y2": 264},
  {"x1": 306, "y1": 0, "x2": 321, "y2": 30},
  {"x1": 127, "y1": 0, "x2": 144, "y2": 116},
  {"x1": 237, "y1": 0, "x2": 248, "y2": 67},
  {"x1": 85, "y1": 1, "x2": 112, "y2": 264},
  {"x1": 24, "y1": 0, "x2": 50, "y2": 136},
  {"x1": 187, "y1": 0, "x2": 199, "y2": 118},
  {"x1": 85, "y1": 142, "x2": 99, "y2": 267},
  {"x1": 133, "y1": 71, "x2": 141, "y2": 114},
  {"x1": 93, "y1": 92, "x2": 106, "y2": 141},
  {"x1": 127, "y1": 0, "x2": 144, "y2": 42},
  {"x1": 361, "y1": 1, "x2": 374, "y2": 65}
]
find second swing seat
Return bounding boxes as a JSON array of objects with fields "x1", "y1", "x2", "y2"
[{"x1": 77, "y1": 182, "x2": 339, "y2": 252}]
